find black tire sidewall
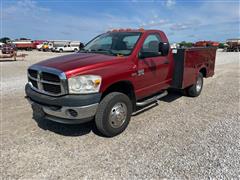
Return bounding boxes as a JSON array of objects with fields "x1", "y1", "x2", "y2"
[
  {"x1": 187, "y1": 72, "x2": 203, "y2": 97},
  {"x1": 95, "y1": 93, "x2": 132, "y2": 137}
]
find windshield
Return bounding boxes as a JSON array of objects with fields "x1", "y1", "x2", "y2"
[{"x1": 82, "y1": 32, "x2": 141, "y2": 56}]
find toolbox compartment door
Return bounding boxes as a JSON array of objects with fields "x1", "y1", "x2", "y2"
[{"x1": 171, "y1": 47, "x2": 216, "y2": 89}]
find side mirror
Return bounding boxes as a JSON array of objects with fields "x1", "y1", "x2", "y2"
[
  {"x1": 138, "y1": 52, "x2": 146, "y2": 59},
  {"x1": 79, "y1": 42, "x2": 84, "y2": 50},
  {"x1": 138, "y1": 51, "x2": 154, "y2": 59},
  {"x1": 159, "y1": 42, "x2": 169, "y2": 56}
]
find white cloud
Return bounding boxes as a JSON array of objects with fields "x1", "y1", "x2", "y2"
[
  {"x1": 2, "y1": 0, "x2": 239, "y2": 42},
  {"x1": 2, "y1": 0, "x2": 50, "y2": 20},
  {"x1": 170, "y1": 20, "x2": 201, "y2": 31},
  {"x1": 2, "y1": 0, "x2": 144, "y2": 41},
  {"x1": 170, "y1": 23, "x2": 189, "y2": 30},
  {"x1": 165, "y1": 0, "x2": 176, "y2": 8}
]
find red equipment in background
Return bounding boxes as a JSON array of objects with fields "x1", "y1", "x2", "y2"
[
  {"x1": 13, "y1": 40, "x2": 35, "y2": 51},
  {"x1": 195, "y1": 41, "x2": 219, "y2": 47}
]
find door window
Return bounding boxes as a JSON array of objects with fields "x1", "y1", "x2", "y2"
[{"x1": 141, "y1": 34, "x2": 162, "y2": 57}]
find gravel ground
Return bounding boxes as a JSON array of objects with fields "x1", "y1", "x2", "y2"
[{"x1": 0, "y1": 50, "x2": 240, "y2": 179}]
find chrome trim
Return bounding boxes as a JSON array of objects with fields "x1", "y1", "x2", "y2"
[
  {"x1": 28, "y1": 64, "x2": 68, "y2": 96},
  {"x1": 37, "y1": 72, "x2": 43, "y2": 90},
  {"x1": 108, "y1": 102, "x2": 127, "y2": 128},
  {"x1": 28, "y1": 75, "x2": 37, "y2": 81},
  {"x1": 43, "y1": 103, "x2": 98, "y2": 120},
  {"x1": 136, "y1": 90, "x2": 168, "y2": 106},
  {"x1": 196, "y1": 75, "x2": 203, "y2": 92},
  {"x1": 137, "y1": 69, "x2": 144, "y2": 76},
  {"x1": 28, "y1": 74, "x2": 61, "y2": 85}
]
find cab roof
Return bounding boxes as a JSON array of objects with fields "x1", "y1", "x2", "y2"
[{"x1": 107, "y1": 28, "x2": 163, "y2": 33}]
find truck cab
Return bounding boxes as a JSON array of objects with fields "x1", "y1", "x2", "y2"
[{"x1": 25, "y1": 29, "x2": 216, "y2": 137}]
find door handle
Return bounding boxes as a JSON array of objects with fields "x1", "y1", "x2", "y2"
[{"x1": 164, "y1": 60, "x2": 169, "y2": 64}]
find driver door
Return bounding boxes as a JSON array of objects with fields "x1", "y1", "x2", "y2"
[{"x1": 136, "y1": 33, "x2": 170, "y2": 98}]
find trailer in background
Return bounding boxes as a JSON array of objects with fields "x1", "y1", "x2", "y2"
[
  {"x1": 195, "y1": 41, "x2": 219, "y2": 47},
  {"x1": 2, "y1": 44, "x2": 16, "y2": 54},
  {"x1": 69, "y1": 41, "x2": 80, "y2": 47},
  {"x1": 0, "y1": 51, "x2": 27, "y2": 61},
  {"x1": 12, "y1": 40, "x2": 35, "y2": 51},
  {"x1": 0, "y1": 42, "x2": 4, "y2": 49},
  {"x1": 225, "y1": 39, "x2": 240, "y2": 52}
]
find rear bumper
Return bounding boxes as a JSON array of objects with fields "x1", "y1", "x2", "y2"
[{"x1": 25, "y1": 84, "x2": 101, "y2": 124}]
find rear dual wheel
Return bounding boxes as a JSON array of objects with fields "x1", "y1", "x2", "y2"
[
  {"x1": 95, "y1": 92, "x2": 132, "y2": 137},
  {"x1": 186, "y1": 72, "x2": 203, "y2": 97}
]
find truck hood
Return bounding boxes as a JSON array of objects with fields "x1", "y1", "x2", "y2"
[{"x1": 36, "y1": 52, "x2": 124, "y2": 75}]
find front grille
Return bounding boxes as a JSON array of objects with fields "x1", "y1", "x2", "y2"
[
  {"x1": 28, "y1": 69, "x2": 38, "y2": 78},
  {"x1": 42, "y1": 72, "x2": 60, "y2": 82},
  {"x1": 43, "y1": 83, "x2": 61, "y2": 94},
  {"x1": 28, "y1": 65, "x2": 66, "y2": 96},
  {"x1": 29, "y1": 78, "x2": 38, "y2": 88}
]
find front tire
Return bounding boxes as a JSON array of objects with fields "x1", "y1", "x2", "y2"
[
  {"x1": 186, "y1": 72, "x2": 203, "y2": 97},
  {"x1": 95, "y1": 92, "x2": 132, "y2": 137}
]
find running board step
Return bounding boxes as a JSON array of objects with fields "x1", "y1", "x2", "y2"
[{"x1": 136, "y1": 90, "x2": 168, "y2": 107}]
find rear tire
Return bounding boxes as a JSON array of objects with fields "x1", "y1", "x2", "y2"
[
  {"x1": 186, "y1": 72, "x2": 203, "y2": 97},
  {"x1": 95, "y1": 92, "x2": 132, "y2": 137},
  {"x1": 59, "y1": 49, "x2": 63, "y2": 53}
]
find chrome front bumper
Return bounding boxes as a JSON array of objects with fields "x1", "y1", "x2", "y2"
[{"x1": 26, "y1": 97, "x2": 98, "y2": 124}]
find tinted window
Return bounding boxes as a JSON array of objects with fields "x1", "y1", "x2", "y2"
[
  {"x1": 83, "y1": 32, "x2": 141, "y2": 56},
  {"x1": 90, "y1": 35, "x2": 112, "y2": 50},
  {"x1": 123, "y1": 36, "x2": 140, "y2": 49},
  {"x1": 142, "y1": 34, "x2": 162, "y2": 53}
]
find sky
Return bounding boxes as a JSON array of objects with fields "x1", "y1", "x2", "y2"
[{"x1": 1, "y1": 0, "x2": 240, "y2": 43}]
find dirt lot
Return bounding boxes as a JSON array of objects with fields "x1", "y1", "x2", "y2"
[{"x1": 1, "y1": 51, "x2": 239, "y2": 179}]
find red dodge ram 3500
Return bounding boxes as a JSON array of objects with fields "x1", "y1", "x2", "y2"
[{"x1": 25, "y1": 29, "x2": 216, "y2": 137}]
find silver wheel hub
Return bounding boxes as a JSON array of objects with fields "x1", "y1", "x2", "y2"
[
  {"x1": 196, "y1": 76, "x2": 202, "y2": 92},
  {"x1": 109, "y1": 102, "x2": 127, "y2": 128}
]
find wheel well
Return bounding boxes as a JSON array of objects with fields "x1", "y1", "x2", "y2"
[
  {"x1": 102, "y1": 81, "x2": 136, "y2": 111},
  {"x1": 199, "y1": 68, "x2": 207, "y2": 77}
]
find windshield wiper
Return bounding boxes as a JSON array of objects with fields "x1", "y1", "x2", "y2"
[
  {"x1": 90, "y1": 49, "x2": 117, "y2": 56},
  {"x1": 80, "y1": 48, "x2": 124, "y2": 56},
  {"x1": 79, "y1": 49, "x2": 89, "y2": 53},
  {"x1": 97, "y1": 49, "x2": 126, "y2": 56}
]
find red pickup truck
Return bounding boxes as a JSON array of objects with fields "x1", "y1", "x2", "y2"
[{"x1": 25, "y1": 29, "x2": 216, "y2": 137}]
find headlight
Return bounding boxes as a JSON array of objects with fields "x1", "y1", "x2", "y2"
[{"x1": 68, "y1": 75, "x2": 101, "y2": 94}]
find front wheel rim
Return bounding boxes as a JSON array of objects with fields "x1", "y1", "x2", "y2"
[
  {"x1": 196, "y1": 76, "x2": 202, "y2": 92},
  {"x1": 108, "y1": 102, "x2": 127, "y2": 128}
]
